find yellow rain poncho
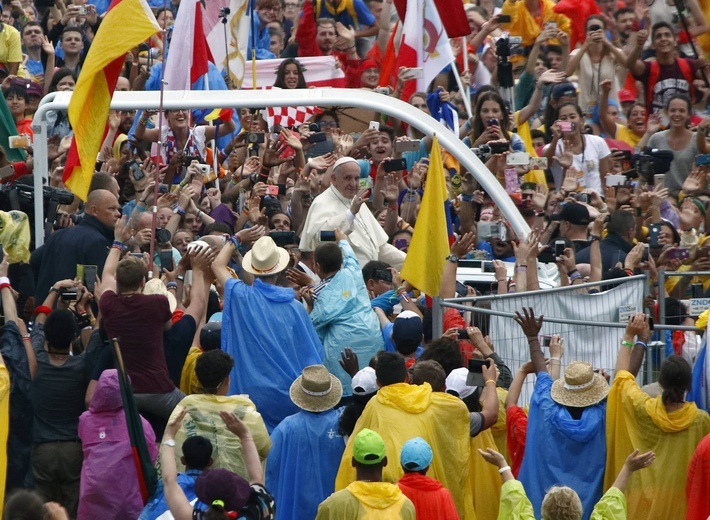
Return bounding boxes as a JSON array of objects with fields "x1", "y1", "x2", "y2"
[
  {"x1": 0, "y1": 210, "x2": 30, "y2": 263},
  {"x1": 168, "y1": 393, "x2": 271, "y2": 480},
  {"x1": 335, "y1": 383, "x2": 476, "y2": 520},
  {"x1": 316, "y1": 481, "x2": 416, "y2": 519},
  {"x1": 470, "y1": 429, "x2": 502, "y2": 520},
  {"x1": 500, "y1": 0, "x2": 571, "y2": 49},
  {"x1": 491, "y1": 387, "x2": 511, "y2": 463},
  {"x1": 605, "y1": 370, "x2": 710, "y2": 520}
]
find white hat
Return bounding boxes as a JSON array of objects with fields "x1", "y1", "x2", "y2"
[
  {"x1": 445, "y1": 367, "x2": 476, "y2": 399},
  {"x1": 143, "y1": 278, "x2": 177, "y2": 313},
  {"x1": 242, "y1": 236, "x2": 290, "y2": 276},
  {"x1": 352, "y1": 366, "x2": 378, "y2": 396},
  {"x1": 333, "y1": 156, "x2": 358, "y2": 170}
]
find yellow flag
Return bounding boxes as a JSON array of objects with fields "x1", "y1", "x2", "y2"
[{"x1": 400, "y1": 136, "x2": 449, "y2": 296}]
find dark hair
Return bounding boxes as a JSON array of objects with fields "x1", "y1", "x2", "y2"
[
  {"x1": 586, "y1": 14, "x2": 606, "y2": 30},
  {"x1": 536, "y1": 54, "x2": 552, "y2": 69},
  {"x1": 411, "y1": 360, "x2": 446, "y2": 391},
  {"x1": 554, "y1": 102, "x2": 584, "y2": 129},
  {"x1": 182, "y1": 436, "x2": 213, "y2": 470},
  {"x1": 607, "y1": 209, "x2": 635, "y2": 237},
  {"x1": 665, "y1": 93, "x2": 692, "y2": 114},
  {"x1": 375, "y1": 352, "x2": 407, "y2": 386},
  {"x1": 44, "y1": 309, "x2": 78, "y2": 351},
  {"x1": 61, "y1": 25, "x2": 83, "y2": 41},
  {"x1": 155, "y1": 7, "x2": 172, "y2": 21},
  {"x1": 313, "y1": 109, "x2": 340, "y2": 127},
  {"x1": 659, "y1": 355, "x2": 692, "y2": 405},
  {"x1": 614, "y1": 6, "x2": 634, "y2": 19},
  {"x1": 116, "y1": 256, "x2": 145, "y2": 292},
  {"x1": 651, "y1": 21, "x2": 674, "y2": 39},
  {"x1": 530, "y1": 129, "x2": 546, "y2": 141},
  {"x1": 4, "y1": 86, "x2": 29, "y2": 104},
  {"x1": 274, "y1": 58, "x2": 307, "y2": 89},
  {"x1": 314, "y1": 242, "x2": 342, "y2": 275},
  {"x1": 377, "y1": 124, "x2": 396, "y2": 143},
  {"x1": 417, "y1": 337, "x2": 462, "y2": 376},
  {"x1": 663, "y1": 297, "x2": 688, "y2": 326},
  {"x1": 48, "y1": 68, "x2": 77, "y2": 93},
  {"x1": 195, "y1": 350, "x2": 234, "y2": 393},
  {"x1": 362, "y1": 260, "x2": 391, "y2": 282},
  {"x1": 21, "y1": 21, "x2": 43, "y2": 37},
  {"x1": 420, "y1": 305, "x2": 433, "y2": 342},
  {"x1": 546, "y1": 44, "x2": 563, "y2": 56},
  {"x1": 203, "y1": 222, "x2": 232, "y2": 236},
  {"x1": 89, "y1": 172, "x2": 116, "y2": 194},
  {"x1": 3, "y1": 490, "x2": 45, "y2": 520},
  {"x1": 338, "y1": 393, "x2": 375, "y2": 436},
  {"x1": 472, "y1": 91, "x2": 510, "y2": 142},
  {"x1": 660, "y1": 220, "x2": 681, "y2": 245}
]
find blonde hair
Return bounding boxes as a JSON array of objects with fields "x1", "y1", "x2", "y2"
[{"x1": 541, "y1": 486, "x2": 583, "y2": 520}]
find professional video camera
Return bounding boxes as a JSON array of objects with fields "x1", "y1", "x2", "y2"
[
  {"x1": 625, "y1": 148, "x2": 673, "y2": 181},
  {"x1": 495, "y1": 33, "x2": 522, "y2": 115},
  {"x1": 471, "y1": 142, "x2": 509, "y2": 161}
]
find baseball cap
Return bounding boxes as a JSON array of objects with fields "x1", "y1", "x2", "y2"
[
  {"x1": 445, "y1": 367, "x2": 477, "y2": 399},
  {"x1": 392, "y1": 310, "x2": 423, "y2": 346},
  {"x1": 400, "y1": 437, "x2": 433, "y2": 472},
  {"x1": 550, "y1": 202, "x2": 590, "y2": 226},
  {"x1": 551, "y1": 82, "x2": 577, "y2": 101},
  {"x1": 618, "y1": 89, "x2": 636, "y2": 103},
  {"x1": 353, "y1": 428, "x2": 387, "y2": 465},
  {"x1": 352, "y1": 366, "x2": 378, "y2": 396}
]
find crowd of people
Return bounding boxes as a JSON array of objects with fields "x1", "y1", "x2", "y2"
[{"x1": 2, "y1": 0, "x2": 710, "y2": 518}]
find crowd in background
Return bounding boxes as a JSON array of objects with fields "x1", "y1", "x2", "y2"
[{"x1": 2, "y1": 0, "x2": 710, "y2": 518}]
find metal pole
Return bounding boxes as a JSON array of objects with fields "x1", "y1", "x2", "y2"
[
  {"x1": 32, "y1": 89, "x2": 532, "y2": 246},
  {"x1": 432, "y1": 296, "x2": 443, "y2": 339}
]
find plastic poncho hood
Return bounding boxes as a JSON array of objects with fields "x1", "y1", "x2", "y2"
[
  {"x1": 376, "y1": 382, "x2": 432, "y2": 414},
  {"x1": 89, "y1": 369, "x2": 123, "y2": 413}
]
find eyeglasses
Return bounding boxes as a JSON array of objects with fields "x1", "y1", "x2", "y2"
[{"x1": 319, "y1": 121, "x2": 338, "y2": 129}]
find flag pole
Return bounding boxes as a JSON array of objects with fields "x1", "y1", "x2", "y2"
[
  {"x1": 204, "y1": 73, "x2": 221, "y2": 190},
  {"x1": 250, "y1": 0, "x2": 257, "y2": 89},
  {"x1": 149, "y1": 0, "x2": 170, "y2": 275},
  {"x1": 450, "y1": 53, "x2": 472, "y2": 120},
  {"x1": 461, "y1": 37, "x2": 468, "y2": 73}
]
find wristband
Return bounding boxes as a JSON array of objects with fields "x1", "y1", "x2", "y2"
[
  {"x1": 35, "y1": 305, "x2": 53, "y2": 316},
  {"x1": 460, "y1": 193, "x2": 473, "y2": 203},
  {"x1": 166, "y1": 281, "x2": 178, "y2": 291},
  {"x1": 621, "y1": 340, "x2": 634, "y2": 348},
  {"x1": 161, "y1": 439, "x2": 175, "y2": 447},
  {"x1": 635, "y1": 340, "x2": 647, "y2": 349},
  {"x1": 112, "y1": 240, "x2": 127, "y2": 252},
  {"x1": 231, "y1": 235, "x2": 241, "y2": 249},
  {"x1": 498, "y1": 465, "x2": 511, "y2": 474},
  {"x1": 22, "y1": 335, "x2": 30, "y2": 342},
  {"x1": 0, "y1": 277, "x2": 9, "y2": 286},
  {"x1": 589, "y1": 234, "x2": 601, "y2": 242},
  {"x1": 550, "y1": 356, "x2": 561, "y2": 362},
  {"x1": 569, "y1": 272, "x2": 581, "y2": 280},
  {"x1": 50, "y1": 286, "x2": 61, "y2": 294},
  {"x1": 0, "y1": 282, "x2": 10, "y2": 291},
  {"x1": 485, "y1": 379, "x2": 496, "y2": 385},
  {"x1": 176, "y1": 274, "x2": 185, "y2": 282},
  {"x1": 515, "y1": 266, "x2": 527, "y2": 272}
]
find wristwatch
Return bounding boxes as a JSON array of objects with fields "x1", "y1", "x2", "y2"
[{"x1": 446, "y1": 254, "x2": 460, "y2": 263}]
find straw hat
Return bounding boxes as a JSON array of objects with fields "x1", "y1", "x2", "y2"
[
  {"x1": 242, "y1": 236, "x2": 290, "y2": 276},
  {"x1": 290, "y1": 365, "x2": 343, "y2": 412},
  {"x1": 551, "y1": 361, "x2": 609, "y2": 408},
  {"x1": 143, "y1": 278, "x2": 177, "y2": 313}
]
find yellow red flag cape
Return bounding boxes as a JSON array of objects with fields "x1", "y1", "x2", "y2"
[
  {"x1": 63, "y1": 0, "x2": 159, "y2": 201},
  {"x1": 400, "y1": 135, "x2": 449, "y2": 297}
]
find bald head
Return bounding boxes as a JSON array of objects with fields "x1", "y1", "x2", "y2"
[{"x1": 86, "y1": 189, "x2": 121, "y2": 228}]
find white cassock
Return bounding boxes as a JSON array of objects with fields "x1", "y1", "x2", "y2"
[{"x1": 299, "y1": 185, "x2": 406, "y2": 270}]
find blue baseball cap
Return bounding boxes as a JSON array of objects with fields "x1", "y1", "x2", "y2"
[{"x1": 400, "y1": 437, "x2": 433, "y2": 472}]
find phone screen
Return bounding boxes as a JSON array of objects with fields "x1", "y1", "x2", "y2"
[
  {"x1": 83, "y1": 265, "x2": 97, "y2": 293},
  {"x1": 159, "y1": 250, "x2": 174, "y2": 272}
]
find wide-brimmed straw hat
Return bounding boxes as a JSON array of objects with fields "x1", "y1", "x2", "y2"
[
  {"x1": 143, "y1": 278, "x2": 177, "y2": 313},
  {"x1": 242, "y1": 236, "x2": 290, "y2": 276},
  {"x1": 551, "y1": 361, "x2": 609, "y2": 407},
  {"x1": 290, "y1": 364, "x2": 343, "y2": 412}
]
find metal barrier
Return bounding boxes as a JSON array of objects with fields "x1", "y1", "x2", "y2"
[{"x1": 435, "y1": 275, "x2": 660, "y2": 402}]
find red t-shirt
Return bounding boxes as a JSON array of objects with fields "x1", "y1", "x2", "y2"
[
  {"x1": 443, "y1": 308, "x2": 474, "y2": 363},
  {"x1": 100, "y1": 291, "x2": 174, "y2": 394}
]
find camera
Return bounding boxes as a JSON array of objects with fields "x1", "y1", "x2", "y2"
[
  {"x1": 472, "y1": 141, "x2": 508, "y2": 160},
  {"x1": 626, "y1": 148, "x2": 673, "y2": 181},
  {"x1": 219, "y1": 6, "x2": 231, "y2": 16},
  {"x1": 60, "y1": 289, "x2": 78, "y2": 301},
  {"x1": 247, "y1": 132, "x2": 265, "y2": 144}
]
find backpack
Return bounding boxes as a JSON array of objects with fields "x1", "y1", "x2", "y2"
[{"x1": 646, "y1": 58, "x2": 694, "y2": 109}]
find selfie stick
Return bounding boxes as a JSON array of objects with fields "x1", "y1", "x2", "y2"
[
  {"x1": 496, "y1": 37, "x2": 516, "y2": 124},
  {"x1": 220, "y1": 7, "x2": 233, "y2": 88}
]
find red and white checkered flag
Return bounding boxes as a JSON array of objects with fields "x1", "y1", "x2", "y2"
[{"x1": 266, "y1": 102, "x2": 322, "y2": 128}]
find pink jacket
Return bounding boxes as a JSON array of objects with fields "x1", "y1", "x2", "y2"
[{"x1": 77, "y1": 369, "x2": 157, "y2": 519}]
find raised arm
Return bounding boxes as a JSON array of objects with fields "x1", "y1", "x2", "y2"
[
  {"x1": 513, "y1": 307, "x2": 547, "y2": 374},
  {"x1": 220, "y1": 411, "x2": 264, "y2": 484},
  {"x1": 608, "y1": 450, "x2": 655, "y2": 493},
  {"x1": 598, "y1": 80, "x2": 618, "y2": 138},
  {"x1": 615, "y1": 312, "x2": 650, "y2": 376},
  {"x1": 440, "y1": 232, "x2": 475, "y2": 299},
  {"x1": 548, "y1": 334, "x2": 564, "y2": 381},
  {"x1": 697, "y1": 115, "x2": 710, "y2": 154},
  {"x1": 101, "y1": 216, "x2": 132, "y2": 294},
  {"x1": 161, "y1": 408, "x2": 194, "y2": 520},
  {"x1": 479, "y1": 359, "x2": 500, "y2": 430},
  {"x1": 505, "y1": 361, "x2": 534, "y2": 409},
  {"x1": 624, "y1": 30, "x2": 647, "y2": 77}
]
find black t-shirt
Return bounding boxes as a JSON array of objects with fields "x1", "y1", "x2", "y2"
[
  {"x1": 192, "y1": 484, "x2": 276, "y2": 520},
  {"x1": 30, "y1": 323, "x2": 90, "y2": 443},
  {"x1": 165, "y1": 314, "x2": 197, "y2": 387}
]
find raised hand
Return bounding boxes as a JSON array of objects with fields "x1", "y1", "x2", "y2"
[{"x1": 513, "y1": 307, "x2": 544, "y2": 338}]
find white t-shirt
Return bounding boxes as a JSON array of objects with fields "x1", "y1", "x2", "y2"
[{"x1": 546, "y1": 134, "x2": 611, "y2": 194}]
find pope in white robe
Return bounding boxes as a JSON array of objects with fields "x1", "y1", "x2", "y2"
[{"x1": 299, "y1": 157, "x2": 406, "y2": 269}]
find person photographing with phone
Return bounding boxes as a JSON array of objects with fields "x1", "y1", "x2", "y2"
[{"x1": 299, "y1": 157, "x2": 406, "y2": 269}]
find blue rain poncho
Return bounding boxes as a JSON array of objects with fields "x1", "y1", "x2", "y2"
[
  {"x1": 309, "y1": 240, "x2": 384, "y2": 396},
  {"x1": 518, "y1": 372, "x2": 606, "y2": 520},
  {"x1": 222, "y1": 278, "x2": 324, "y2": 432},
  {"x1": 266, "y1": 409, "x2": 345, "y2": 520}
]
